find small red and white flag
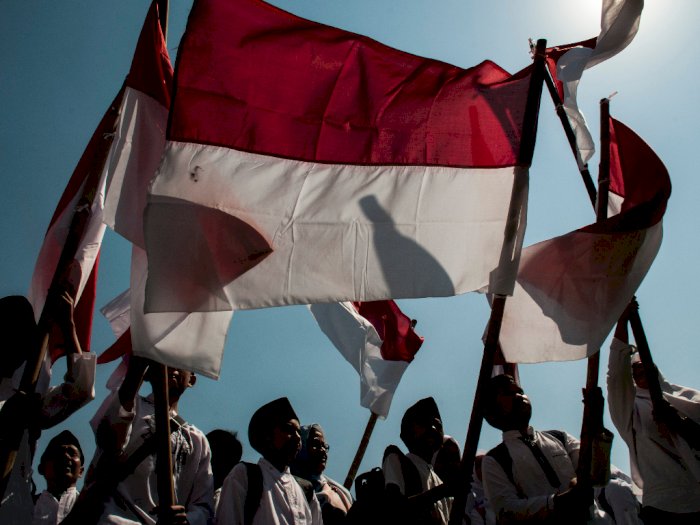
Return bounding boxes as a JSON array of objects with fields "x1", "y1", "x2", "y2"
[
  {"x1": 498, "y1": 116, "x2": 670, "y2": 363},
  {"x1": 309, "y1": 300, "x2": 424, "y2": 418},
  {"x1": 143, "y1": 0, "x2": 536, "y2": 315}
]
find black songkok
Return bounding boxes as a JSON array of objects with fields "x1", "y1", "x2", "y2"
[
  {"x1": 248, "y1": 397, "x2": 298, "y2": 454},
  {"x1": 38, "y1": 430, "x2": 84, "y2": 475},
  {"x1": 400, "y1": 397, "x2": 441, "y2": 443}
]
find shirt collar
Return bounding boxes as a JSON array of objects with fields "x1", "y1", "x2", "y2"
[
  {"x1": 502, "y1": 426, "x2": 535, "y2": 441},
  {"x1": 259, "y1": 457, "x2": 291, "y2": 476},
  {"x1": 406, "y1": 452, "x2": 433, "y2": 469}
]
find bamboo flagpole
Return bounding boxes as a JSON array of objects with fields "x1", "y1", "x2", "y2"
[
  {"x1": 157, "y1": 0, "x2": 169, "y2": 43},
  {"x1": 150, "y1": 2, "x2": 177, "y2": 520},
  {"x1": 152, "y1": 363, "x2": 176, "y2": 521},
  {"x1": 575, "y1": 97, "x2": 612, "y2": 494},
  {"x1": 448, "y1": 38, "x2": 547, "y2": 525},
  {"x1": 343, "y1": 411, "x2": 379, "y2": 489}
]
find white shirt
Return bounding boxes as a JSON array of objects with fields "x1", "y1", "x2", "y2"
[
  {"x1": 607, "y1": 338, "x2": 700, "y2": 512},
  {"x1": 216, "y1": 457, "x2": 323, "y2": 525},
  {"x1": 88, "y1": 392, "x2": 214, "y2": 525},
  {"x1": 32, "y1": 486, "x2": 79, "y2": 525},
  {"x1": 0, "y1": 353, "x2": 95, "y2": 525},
  {"x1": 466, "y1": 476, "x2": 496, "y2": 525},
  {"x1": 383, "y1": 450, "x2": 452, "y2": 525},
  {"x1": 481, "y1": 427, "x2": 611, "y2": 524},
  {"x1": 317, "y1": 475, "x2": 352, "y2": 514},
  {"x1": 594, "y1": 468, "x2": 642, "y2": 525}
]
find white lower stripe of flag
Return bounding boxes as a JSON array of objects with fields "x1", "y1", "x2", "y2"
[
  {"x1": 146, "y1": 141, "x2": 528, "y2": 312},
  {"x1": 103, "y1": 87, "x2": 169, "y2": 248}
]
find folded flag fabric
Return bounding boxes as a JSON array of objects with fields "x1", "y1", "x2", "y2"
[
  {"x1": 102, "y1": 0, "x2": 172, "y2": 248},
  {"x1": 96, "y1": 247, "x2": 233, "y2": 379},
  {"x1": 498, "y1": 116, "x2": 670, "y2": 363},
  {"x1": 144, "y1": 0, "x2": 537, "y2": 314},
  {"x1": 309, "y1": 300, "x2": 423, "y2": 418},
  {"x1": 550, "y1": 0, "x2": 643, "y2": 166},
  {"x1": 99, "y1": 2, "x2": 233, "y2": 379}
]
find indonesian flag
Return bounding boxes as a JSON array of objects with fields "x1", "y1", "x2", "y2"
[
  {"x1": 551, "y1": 0, "x2": 643, "y2": 166},
  {"x1": 102, "y1": 0, "x2": 172, "y2": 248},
  {"x1": 309, "y1": 300, "x2": 424, "y2": 418},
  {"x1": 143, "y1": 0, "x2": 536, "y2": 314},
  {"x1": 101, "y1": 1, "x2": 232, "y2": 378},
  {"x1": 498, "y1": 117, "x2": 670, "y2": 363},
  {"x1": 28, "y1": 77, "x2": 121, "y2": 364}
]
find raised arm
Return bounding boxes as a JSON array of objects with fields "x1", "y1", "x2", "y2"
[
  {"x1": 39, "y1": 291, "x2": 96, "y2": 428},
  {"x1": 606, "y1": 315, "x2": 637, "y2": 444}
]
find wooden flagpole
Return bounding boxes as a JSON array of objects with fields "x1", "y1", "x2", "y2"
[
  {"x1": 448, "y1": 38, "x2": 547, "y2": 525},
  {"x1": 150, "y1": 3, "x2": 177, "y2": 520},
  {"x1": 152, "y1": 363, "x2": 176, "y2": 521},
  {"x1": 157, "y1": 0, "x2": 169, "y2": 43},
  {"x1": 343, "y1": 411, "x2": 379, "y2": 489},
  {"x1": 0, "y1": 89, "x2": 124, "y2": 504},
  {"x1": 575, "y1": 97, "x2": 612, "y2": 490}
]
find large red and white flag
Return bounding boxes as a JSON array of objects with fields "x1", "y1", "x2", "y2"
[
  {"x1": 309, "y1": 300, "x2": 423, "y2": 418},
  {"x1": 498, "y1": 117, "x2": 670, "y2": 362},
  {"x1": 143, "y1": 0, "x2": 537, "y2": 314},
  {"x1": 101, "y1": 2, "x2": 232, "y2": 378},
  {"x1": 102, "y1": 0, "x2": 172, "y2": 249},
  {"x1": 28, "y1": 76, "x2": 122, "y2": 364},
  {"x1": 551, "y1": 0, "x2": 643, "y2": 165}
]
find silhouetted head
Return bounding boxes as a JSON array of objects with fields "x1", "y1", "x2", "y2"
[
  {"x1": 248, "y1": 397, "x2": 301, "y2": 469},
  {"x1": 0, "y1": 295, "x2": 37, "y2": 377},
  {"x1": 400, "y1": 397, "x2": 444, "y2": 460},
  {"x1": 38, "y1": 430, "x2": 84, "y2": 492},
  {"x1": 631, "y1": 352, "x2": 649, "y2": 390},
  {"x1": 206, "y1": 429, "x2": 242, "y2": 490},
  {"x1": 482, "y1": 374, "x2": 532, "y2": 431}
]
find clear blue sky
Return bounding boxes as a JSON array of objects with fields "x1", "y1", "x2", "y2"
[{"x1": 1, "y1": 0, "x2": 699, "y2": 494}]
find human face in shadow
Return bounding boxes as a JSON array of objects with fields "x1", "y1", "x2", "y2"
[
  {"x1": 632, "y1": 362, "x2": 649, "y2": 390},
  {"x1": 271, "y1": 418, "x2": 302, "y2": 466},
  {"x1": 306, "y1": 427, "x2": 329, "y2": 476},
  {"x1": 495, "y1": 382, "x2": 532, "y2": 431},
  {"x1": 44, "y1": 444, "x2": 83, "y2": 491}
]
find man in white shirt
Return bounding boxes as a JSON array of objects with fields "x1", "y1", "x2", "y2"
[
  {"x1": 383, "y1": 397, "x2": 452, "y2": 525},
  {"x1": 32, "y1": 430, "x2": 84, "y2": 524},
  {"x1": 216, "y1": 397, "x2": 322, "y2": 525},
  {"x1": 480, "y1": 374, "x2": 603, "y2": 524},
  {"x1": 0, "y1": 294, "x2": 96, "y2": 525},
  {"x1": 84, "y1": 357, "x2": 214, "y2": 525},
  {"x1": 607, "y1": 312, "x2": 700, "y2": 524}
]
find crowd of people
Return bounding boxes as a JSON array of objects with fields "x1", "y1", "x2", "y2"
[{"x1": 0, "y1": 293, "x2": 699, "y2": 525}]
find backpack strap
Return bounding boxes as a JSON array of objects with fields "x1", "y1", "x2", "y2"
[
  {"x1": 243, "y1": 462, "x2": 263, "y2": 525},
  {"x1": 383, "y1": 445, "x2": 422, "y2": 497},
  {"x1": 597, "y1": 486, "x2": 616, "y2": 523},
  {"x1": 542, "y1": 429, "x2": 568, "y2": 449},
  {"x1": 486, "y1": 443, "x2": 525, "y2": 499},
  {"x1": 293, "y1": 475, "x2": 315, "y2": 504}
]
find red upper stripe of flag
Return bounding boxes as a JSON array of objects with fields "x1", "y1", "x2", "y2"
[
  {"x1": 126, "y1": 1, "x2": 173, "y2": 109},
  {"x1": 581, "y1": 117, "x2": 671, "y2": 235},
  {"x1": 609, "y1": 117, "x2": 671, "y2": 217},
  {"x1": 169, "y1": 0, "x2": 532, "y2": 168}
]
